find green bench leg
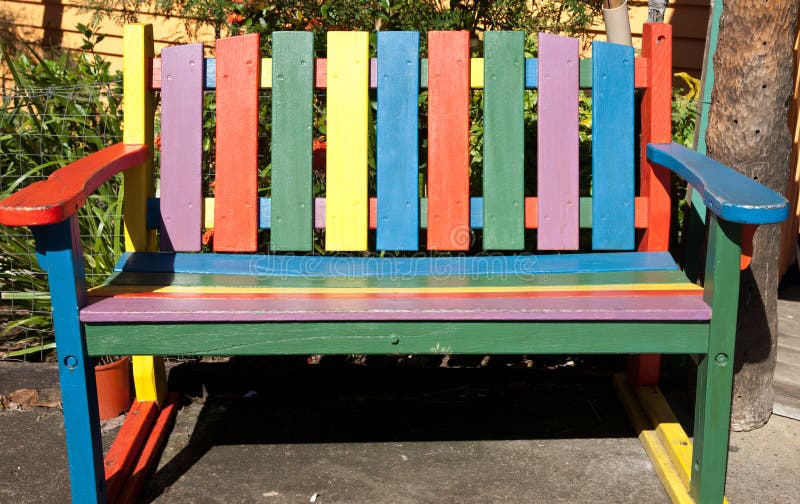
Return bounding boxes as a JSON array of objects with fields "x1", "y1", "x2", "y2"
[
  {"x1": 33, "y1": 216, "x2": 107, "y2": 503},
  {"x1": 690, "y1": 216, "x2": 741, "y2": 503}
]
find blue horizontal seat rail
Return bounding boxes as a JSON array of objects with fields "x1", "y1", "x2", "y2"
[
  {"x1": 114, "y1": 251, "x2": 679, "y2": 278},
  {"x1": 647, "y1": 142, "x2": 789, "y2": 224}
]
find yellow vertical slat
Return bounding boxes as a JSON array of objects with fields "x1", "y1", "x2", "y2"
[
  {"x1": 325, "y1": 32, "x2": 369, "y2": 251},
  {"x1": 123, "y1": 24, "x2": 165, "y2": 406}
]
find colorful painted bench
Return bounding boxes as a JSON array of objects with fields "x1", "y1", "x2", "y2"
[{"x1": 0, "y1": 23, "x2": 789, "y2": 503}]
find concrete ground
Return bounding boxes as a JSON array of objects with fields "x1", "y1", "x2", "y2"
[{"x1": 0, "y1": 357, "x2": 798, "y2": 503}]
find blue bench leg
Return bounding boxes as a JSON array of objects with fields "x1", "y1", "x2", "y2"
[
  {"x1": 33, "y1": 216, "x2": 107, "y2": 503},
  {"x1": 690, "y1": 216, "x2": 741, "y2": 503}
]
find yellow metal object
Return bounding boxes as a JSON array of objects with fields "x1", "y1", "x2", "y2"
[{"x1": 325, "y1": 32, "x2": 369, "y2": 251}]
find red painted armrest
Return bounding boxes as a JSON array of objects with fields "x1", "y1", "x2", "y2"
[{"x1": 0, "y1": 143, "x2": 148, "y2": 227}]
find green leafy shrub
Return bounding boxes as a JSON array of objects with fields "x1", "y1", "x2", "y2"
[{"x1": 0, "y1": 25, "x2": 123, "y2": 355}]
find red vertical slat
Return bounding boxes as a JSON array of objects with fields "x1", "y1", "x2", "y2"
[
  {"x1": 427, "y1": 31, "x2": 470, "y2": 250},
  {"x1": 629, "y1": 23, "x2": 673, "y2": 387},
  {"x1": 213, "y1": 34, "x2": 260, "y2": 252}
]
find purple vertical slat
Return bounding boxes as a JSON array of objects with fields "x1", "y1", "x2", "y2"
[
  {"x1": 537, "y1": 34, "x2": 579, "y2": 250},
  {"x1": 160, "y1": 43, "x2": 204, "y2": 251}
]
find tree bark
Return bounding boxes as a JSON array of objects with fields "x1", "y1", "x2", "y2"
[
  {"x1": 705, "y1": 1, "x2": 799, "y2": 430},
  {"x1": 647, "y1": 0, "x2": 668, "y2": 23}
]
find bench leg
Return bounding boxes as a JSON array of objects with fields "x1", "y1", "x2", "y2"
[
  {"x1": 33, "y1": 217, "x2": 107, "y2": 503},
  {"x1": 690, "y1": 216, "x2": 741, "y2": 503},
  {"x1": 132, "y1": 355, "x2": 167, "y2": 404}
]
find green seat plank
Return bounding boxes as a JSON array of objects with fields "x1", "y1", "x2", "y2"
[{"x1": 85, "y1": 321, "x2": 710, "y2": 357}]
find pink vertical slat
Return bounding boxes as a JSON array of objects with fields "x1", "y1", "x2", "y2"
[
  {"x1": 537, "y1": 34, "x2": 579, "y2": 250},
  {"x1": 160, "y1": 43, "x2": 204, "y2": 251}
]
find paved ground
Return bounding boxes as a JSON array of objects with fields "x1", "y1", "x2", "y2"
[{"x1": 1, "y1": 357, "x2": 798, "y2": 503}]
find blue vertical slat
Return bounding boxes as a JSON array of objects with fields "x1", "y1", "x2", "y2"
[
  {"x1": 32, "y1": 216, "x2": 106, "y2": 503},
  {"x1": 591, "y1": 41, "x2": 635, "y2": 250},
  {"x1": 376, "y1": 31, "x2": 420, "y2": 250}
]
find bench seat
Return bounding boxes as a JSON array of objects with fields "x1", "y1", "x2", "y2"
[{"x1": 81, "y1": 251, "x2": 710, "y2": 323}]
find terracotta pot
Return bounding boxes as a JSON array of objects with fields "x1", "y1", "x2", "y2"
[{"x1": 95, "y1": 356, "x2": 132, "y2": 420}]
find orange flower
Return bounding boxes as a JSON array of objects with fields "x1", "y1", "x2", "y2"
[{"x1": 226, "y1": 13, "x2": 244, "y2": 24}]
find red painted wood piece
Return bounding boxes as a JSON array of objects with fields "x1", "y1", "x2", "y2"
[
  {"x1": 427, "y1": 31, "x2": 470, "y2": 250},
  {"x1": 92, "y1": 289, "x2": 704, "y2": 301},
  {"x1": 0, "y1": 143, "x2": 148, "y2": 226},
  {"x1": 630, "y1": 23, "x2": 673, "y2": 387},
  {"x1": 639, "y1": 23, "x2": 673, "y2": 251},
  {"x1": 151, "y1": 58, "x2": 161, "y2": 88},
  {"x1": 213, "y1": 34, "x2": 260, "y2": 252},
  {"x1": 116, "y1": 393, "x2": 180, "y2": 504},
  {"x1": 103, "y1": 400, "x2": 158, "y2": 502},
  {"x1": 634, "y1": 58, "x2": 648, "y2": 89}
]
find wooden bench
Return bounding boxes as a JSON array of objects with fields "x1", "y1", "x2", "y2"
[{"x1": 0, "y1": 23, "x2": 789, "y2": 503}]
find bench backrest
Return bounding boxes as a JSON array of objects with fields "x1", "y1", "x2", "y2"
[{"x1": 121, "y1": 24, "x2": 674, "y2": 255}]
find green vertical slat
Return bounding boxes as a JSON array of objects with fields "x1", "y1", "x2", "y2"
[
  {"x1": 271, "y1": 32, "x2": 313, "y2": 251},
  {"x1": 691, "y1": 215, "x2": 741, "y2": 503},
  {"x1": 483, "y1": 31, "x2": 525, "y2": 250}
]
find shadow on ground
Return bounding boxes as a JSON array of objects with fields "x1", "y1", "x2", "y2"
[{"x1": 140, "y1": 355, "x2": 678, "y2": 502}]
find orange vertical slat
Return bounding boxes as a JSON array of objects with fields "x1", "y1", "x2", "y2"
[
  {"x1": 427, "y1": 31, "x2": 470, "y2": 250},
  {"x1": 213, "y1": 34, "x2": 260, "y2": 252}
]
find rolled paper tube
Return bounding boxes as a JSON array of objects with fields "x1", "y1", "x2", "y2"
[{"x1": 603, "y1": 1, "x2": 633, "y2": 47}]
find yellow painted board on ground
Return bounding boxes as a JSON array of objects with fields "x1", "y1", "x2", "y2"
[{"x1": 325, "y1": 32, "x2": 369, "y2": 251}]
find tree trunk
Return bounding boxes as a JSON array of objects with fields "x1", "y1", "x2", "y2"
[
  {"x1": 647, "y1": 0, "x2": 668, "y2": 23},
  {"x1": 705, "y1": 1, "x2": 799, "y2": 430}
]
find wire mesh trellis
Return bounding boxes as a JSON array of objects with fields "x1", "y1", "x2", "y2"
[{"x1": 0, "y1": 80, "x2": 123, "y2": 359}]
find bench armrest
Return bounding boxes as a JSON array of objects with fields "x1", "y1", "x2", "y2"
[
  {"x1": 0, "y1": 143, "x2": 148, "y2": 227},
  {"x1": 646, "y1": 142, "x2": 788, "y2": 225}
]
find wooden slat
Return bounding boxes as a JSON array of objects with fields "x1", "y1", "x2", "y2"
[
  {"x1": 427, "y1": 31, "x2": 471, "y2": 250},
  {"x1": 537, "y1": 33, "x2": 580, "y2": 250},
  {"x1": 85, "y1": 321, "x2": 710, "y2": 357},
  {"x1": 159, "y1": 43, "x2": 203, "y2": 252},
  {"x1": 591, "y1": 41, "x2": 635, "y2": 250},
  {"x1": 147, "y1": 195, "x2": 650, "y2": 230},
  {"x1": 325, "y1": 32, "x2": 369, "y2": 251},
  {"x1": 270, "y1": 32, "x2": 314, "y2": 251},
  {"x1": 122, "y1": 24, "x2": 155, "y2": 253},
  {"x1": 149, "y1": 57, "x2": 649, "y2": 90},
  {"x1": 110, "y1": 251, "x2": 681, "y2": 277},
  {"x1": 103, "y1": 400, "x2": 158, "y2": 502},
  {"x1": 82, "y1": 294, "x2": 710, "y2": 324},
  {"x1": 213, "y1": 34, "x2": 260, "y2": 252},
  {"x1": 483, "y1": 31, "x2": 525, "y2": 250},
  {"x1": 376, "y1": 31, "x2": 420, "y2": 251},
  {"x1": 629, "y1": 25, "x2": 674, "y2": 387},
  {"x1": 639, "y1": 23, "x2": 674, "y2": 251}
]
